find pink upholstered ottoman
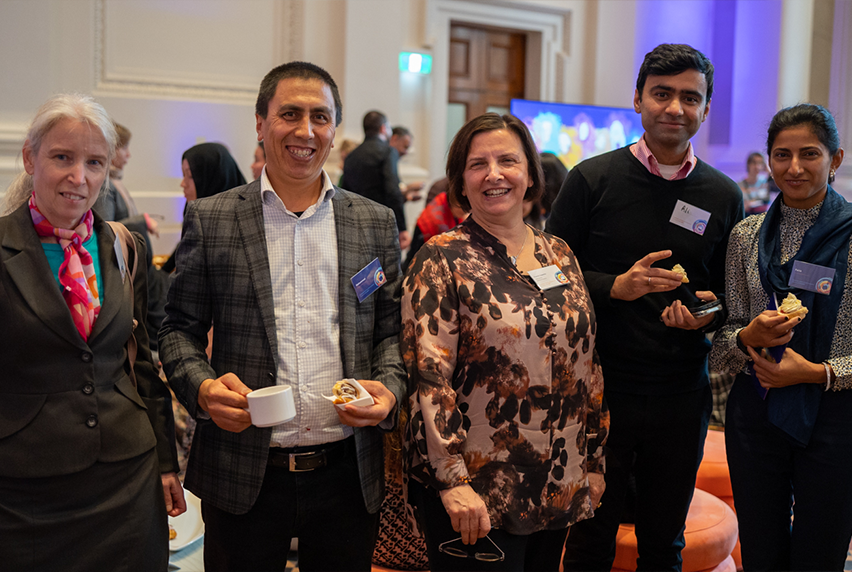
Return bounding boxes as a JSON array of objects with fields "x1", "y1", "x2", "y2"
[
  {"x1": 695, "y1": 429, "x2": 741, "y2": 569},
  {"x1": 611, "y1": 488, "x2": 738, "y2": 572}
]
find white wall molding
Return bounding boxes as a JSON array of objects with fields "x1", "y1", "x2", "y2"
[
  {"x1": 275, "y1": 0, "x2": 305, "y2": 64},
  {"x1": 92, "y1": 0, "x2": 304, "y2": 103},
  {"x1": 0, "y1": 123, "x2": 27, "y2": 187}
]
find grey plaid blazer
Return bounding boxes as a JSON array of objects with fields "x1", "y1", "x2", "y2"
[{"x1": 159, "y1": 181, "x2": 406, "y2": 515}]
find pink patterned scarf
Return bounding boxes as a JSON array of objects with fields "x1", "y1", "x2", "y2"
[{"x1": 29, "y1": 195, "x2": 101, "y2": 340}]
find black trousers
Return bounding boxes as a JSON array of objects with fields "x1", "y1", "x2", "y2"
[
  {"x1": 411, "y1": 480, "x2": 569, "y2": 572},
  {"x1": 201, "y1": 438, "x2": 379, "y2": 572},
  {"x1": 563, "y1": 386, "x2": 711, "y2": 572},
  {"x1": 726, "y1": 374, "x2": 852, "y2": 571}
]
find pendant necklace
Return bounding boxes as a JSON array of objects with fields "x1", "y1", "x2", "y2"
[{"x1": 509, "y1": 227, "x2": 529, "y2": 266}]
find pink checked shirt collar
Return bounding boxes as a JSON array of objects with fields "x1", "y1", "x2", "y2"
[{"x1": 630, "y1": 134, "x2": 697, "y2": 180}]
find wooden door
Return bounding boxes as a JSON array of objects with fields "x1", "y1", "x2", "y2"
[{"x1": 448, "y1": 23, "x2": 526, "y2": 124}]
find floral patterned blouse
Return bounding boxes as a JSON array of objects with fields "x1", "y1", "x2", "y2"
[
  {"x1": 401, "y1": 217, "x2": 609, "y2": 534},
  {"x1": 710, "y1": 201, "x2": 852, "y2": 390}
]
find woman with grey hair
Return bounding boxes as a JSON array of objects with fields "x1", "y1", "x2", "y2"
[{"x1": 0, "y1": 94, "x2": 184, "y2": 571}]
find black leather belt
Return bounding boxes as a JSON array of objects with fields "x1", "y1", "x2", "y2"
[{"x1": 267, "y1": 438, "x2": 349, "y2": 472}]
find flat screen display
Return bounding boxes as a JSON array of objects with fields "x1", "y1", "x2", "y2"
[{"x1": 510, "y1": 99, "x2": 643, "y2": 171}]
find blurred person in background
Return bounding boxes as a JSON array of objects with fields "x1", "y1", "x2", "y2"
[
  {"x1": 402, "y1": 189, "x2": 467, "y2": 271},
  {"x1": 95, "y1": 122, "x2": 160, "y2": 248},
  {"x1": 160, "y1": 142, "x2": 246, "y2": 273},
  {"x1": 251, "y1": 141, "x2": 266, "y2": 180},
  {"x1": 341, "y1": 111, "x2": 411, "y2": 249},
  {"x1": 390, "y1": 125, "x2": 424, "y2": 201},
  {"x1": 738, "y1": 151, "x2": 771, "y2": 215},
  {"x1": 539, "y1": 152, "x2": 568, "y2": 219},
  {"x1": 94, "y1": 121, "x2": 169, "y2": 354}
]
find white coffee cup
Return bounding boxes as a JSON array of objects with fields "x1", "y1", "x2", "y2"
[{"x1": 246, "y1": 386, "x2": 296, "y2": 427}]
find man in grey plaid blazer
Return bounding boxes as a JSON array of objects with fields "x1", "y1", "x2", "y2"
[{"x1": 160, "y1": 62, "x2": 406, "y2": 572}]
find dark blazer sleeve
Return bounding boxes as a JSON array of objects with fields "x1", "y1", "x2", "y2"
[
  {"x1": 159, "y1": 202, "x2": 218, "y2": 418},
  {"x1": 128, "y1": 231, "x2": 180, "y2": 473}
]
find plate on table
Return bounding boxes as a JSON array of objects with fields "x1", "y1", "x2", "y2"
[{"x1": 169, "y1": 490, "x2": 203, "y2": 552}]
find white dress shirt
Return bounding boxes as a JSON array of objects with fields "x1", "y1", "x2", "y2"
[{"x1": 260, "y1": 168, "x2": 352, "y2": 448}]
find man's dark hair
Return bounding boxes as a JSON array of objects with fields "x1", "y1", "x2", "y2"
[
  {"x1": 255, "y1": 61, "x2": 342, "y2": 126},
  {"x1": 636, "y1": 44, "x2": 714, "y2": 103},
  {"x1": 446, "y1": 113, "x2": 544, "y2": 212},
  {"x1": 363, "y1": 111, "x2": 388, "y2": 137},
  {"x1": 391, "y1": 126, "x2": 412, "y2": 139}
]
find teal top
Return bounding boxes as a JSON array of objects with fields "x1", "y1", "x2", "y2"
[{"x1": 42, "y1": 231, "x2": 104, "y2": 299}]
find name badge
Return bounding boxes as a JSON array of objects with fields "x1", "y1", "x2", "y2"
[
  {"x1": 669, "y1": 200, "x2": 711, "y2": 236},
  {"x1": 351, "y1": 257, "x2": 387, "y2": 302},
  {"x1": 789, "y1": 260, "x2": 835, "y2": 295},
  {"x1": 528, "y1": 265, "x2": 569, "y2": 290},
  {"x1": 113, "y1": 235, "x2": 127, "y2": 283}
]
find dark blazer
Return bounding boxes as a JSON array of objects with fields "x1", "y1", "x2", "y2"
[
  {"x1": 340, "y1": 136, "x2": 407, "y2": 232},
  {"x1": 0, "y1": 202, "x2": 178, "y2": 478},
  {"x1": 159, "y1": 181, "x2": 406, "y2": 515}
]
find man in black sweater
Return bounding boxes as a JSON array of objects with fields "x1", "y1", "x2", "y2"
[
  {"x1": 547, "y1": 44, "x2": 744, "y2": 571},
  {"x1": 340, "y1": 110, "x2": 410, "y2": 249}
]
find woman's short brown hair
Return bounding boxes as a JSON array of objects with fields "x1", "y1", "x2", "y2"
[
  {"x1": 113, "y1": 122, "x2": 132, "y2": 149},
  {"x1": 446, "y1": 113, "x2": 544, "y2": 212}
]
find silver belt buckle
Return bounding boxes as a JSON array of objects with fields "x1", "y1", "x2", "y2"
[{"x1": 289, "y1": 451, "x2": 316, "y2": 472}]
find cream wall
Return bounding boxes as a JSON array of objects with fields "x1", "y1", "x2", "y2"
[{"x1": 2, "y1": 0, "x2": 851, "y2": 255}]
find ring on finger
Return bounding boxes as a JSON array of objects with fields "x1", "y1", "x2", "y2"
[{"x1": 648, "y1": 276, "x2": 652, "y2": 286}]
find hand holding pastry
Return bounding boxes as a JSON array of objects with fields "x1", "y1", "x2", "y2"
[
  {"x1": 335, "y1": 379, "x2": 397, "y2": 427},
  {"x1": 739, "y1": 309, "x2": 799, "y2": 349},
  {"x1": 611, "y1": 250, "x2": 682, "y2": 301}
]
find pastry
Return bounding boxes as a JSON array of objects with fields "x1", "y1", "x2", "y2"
[
  {"x1": 672, "y1": 264, "x2": 689, "y2": 283},
  {"x1": 332, "y1": 380, "x2": 360, "y2": 404},
  {"x1": 778, "y1": 293, "x2": 809, "y2": 319},
  {"x1": 169, "y1": 523, "x2": 177, "y2": 541}
]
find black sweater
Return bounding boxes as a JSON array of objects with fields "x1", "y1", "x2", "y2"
[{"x1": 546, "y1": 146, "x2": 744, "y2": 395}]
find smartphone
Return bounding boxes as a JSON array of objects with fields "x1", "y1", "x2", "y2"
[{"x1": 689, "y1": 299, "x2": 723, "y2": 318}]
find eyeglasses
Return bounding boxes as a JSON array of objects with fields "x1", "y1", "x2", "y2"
[{"x1": 438, "y1": 534, "x2": 505, "y2": 562}]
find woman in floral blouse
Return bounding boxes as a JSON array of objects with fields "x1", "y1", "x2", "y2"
[
  {"x1": 710, "y1": 104, "x2": 852, "y2": 570},
  {"x1": 401, "y1": 113, "x2": 609, "y2": 571}
]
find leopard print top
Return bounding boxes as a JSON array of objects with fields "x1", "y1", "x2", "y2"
[{"x1": 401, "y1": 217, "x2": 609, "y2": 535}]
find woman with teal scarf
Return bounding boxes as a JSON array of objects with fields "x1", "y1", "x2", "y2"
[{"x1": 710, "y1": 104, "x2": 850, "y2": 570}]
